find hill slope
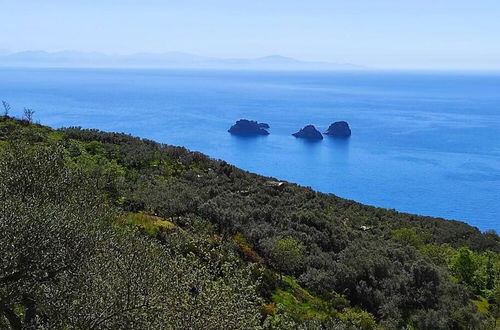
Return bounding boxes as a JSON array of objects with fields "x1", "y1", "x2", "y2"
[{"x1": 0, "y1": 116, "x2": 499, "y2": 329}]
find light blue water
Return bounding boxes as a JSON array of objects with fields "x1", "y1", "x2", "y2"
[{"x1": 1, "y1": 68, "x2": 499, "y2": 231}]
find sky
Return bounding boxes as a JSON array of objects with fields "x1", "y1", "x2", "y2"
[{"x1": 1, "y1": 0, "x2": 499, "y2": 69}]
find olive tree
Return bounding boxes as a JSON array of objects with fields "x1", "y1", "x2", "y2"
[{"x1": 0, "y1": 143, "x2": 263, "y2": 329}]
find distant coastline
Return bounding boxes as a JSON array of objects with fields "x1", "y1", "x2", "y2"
[{"x1": 0, "y1": 50, "x2": 363, "y2": 70}]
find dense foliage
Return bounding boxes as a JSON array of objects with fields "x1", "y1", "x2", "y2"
[{"x1": 1, "y1": 114, "x2": 499, "y2": 329}]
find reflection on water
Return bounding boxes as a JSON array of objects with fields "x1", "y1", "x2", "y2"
[
  {"x1": 326, "y1": 136, "x2": 350, "y2": 151},
  {"x1": 229, "y1": 134, "x2": 269, "y2": 154}
]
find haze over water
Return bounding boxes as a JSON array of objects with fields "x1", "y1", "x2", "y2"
[{"x1": 1, "y1": 68, "x2": 499, "y2": 231}]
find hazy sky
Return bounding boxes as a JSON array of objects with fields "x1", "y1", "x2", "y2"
[{"x1": 1, "y1": 0, "x2": 499, "y2": 69}]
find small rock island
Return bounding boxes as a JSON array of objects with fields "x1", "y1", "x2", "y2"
[
  {"x1": 228, "y1": 119, "x2": 270, "y2": 136},
  {"x1": 292, "y1": 125, "x2": 323, "y2": 140},
  {"x1": 324, "y1": 121, "x2": 351, "y2": 137}
]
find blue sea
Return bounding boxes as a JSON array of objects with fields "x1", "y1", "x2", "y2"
[{"x1": 1, "y1": 68, "x2": 499, "y2": 232}]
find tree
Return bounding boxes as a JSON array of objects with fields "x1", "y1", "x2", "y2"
[
  {"x1": 23, "y1": 107, "x2": 35, "y2": 123},
  {"x1": 270, "y1": 236, "x2": 304, "y2": 279},
  {"x1": 1, "y1": 101, "x2": 10, "y2": 117},
  {"x1": 0, "y1": 145, "x2": 105, "y2": 328},
  {"x1": 450, "y1": 247, "x2": 478, "y2": 286},
  {"x1": 0, "y1": 143, "x2": 263, "y2": 329}
]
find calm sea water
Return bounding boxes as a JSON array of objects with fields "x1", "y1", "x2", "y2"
[{"x1": 1, "y1": 68, "x2": 499, "y2": 232}]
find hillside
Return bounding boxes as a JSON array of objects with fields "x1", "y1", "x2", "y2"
[{"x1": 1, "y1": 115, "x2": 499, "y2": 329}]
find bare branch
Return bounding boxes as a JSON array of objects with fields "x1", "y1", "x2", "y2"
[
  {"x1": 23, "y1": 108, "x2": 35, "y2": 123},
  {"x1": 1, "y1": 101, "x2": 11, "y2": 117}
]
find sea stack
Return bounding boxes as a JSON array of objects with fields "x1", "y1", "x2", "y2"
[
  {"x1": 292, "y1": 125, "x2": 323, "y2": 140},
  {"x1": 228, "y1": 119, "x2": 270, "y2": 135},
  {"x1": 324, "y1": 121, "x2": 351, "y2": 137}
]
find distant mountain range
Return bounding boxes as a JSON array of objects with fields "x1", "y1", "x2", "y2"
[{"x1": 0, "y1": 50, "x2": 362, "y2": 70}]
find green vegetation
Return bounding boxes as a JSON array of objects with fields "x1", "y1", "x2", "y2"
[
  {"x1": 116, "y1": 212, "x2": 176, "y2": 236},
  {"x1": 1, "y1": 114, "x2": 499, "y2": 329},
  {"x1": 271, "y1": 237, "x2": 304, "y2": 279},
  {"x1": 270, "y1": 276, "x2": 376, "y2": 329}
]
